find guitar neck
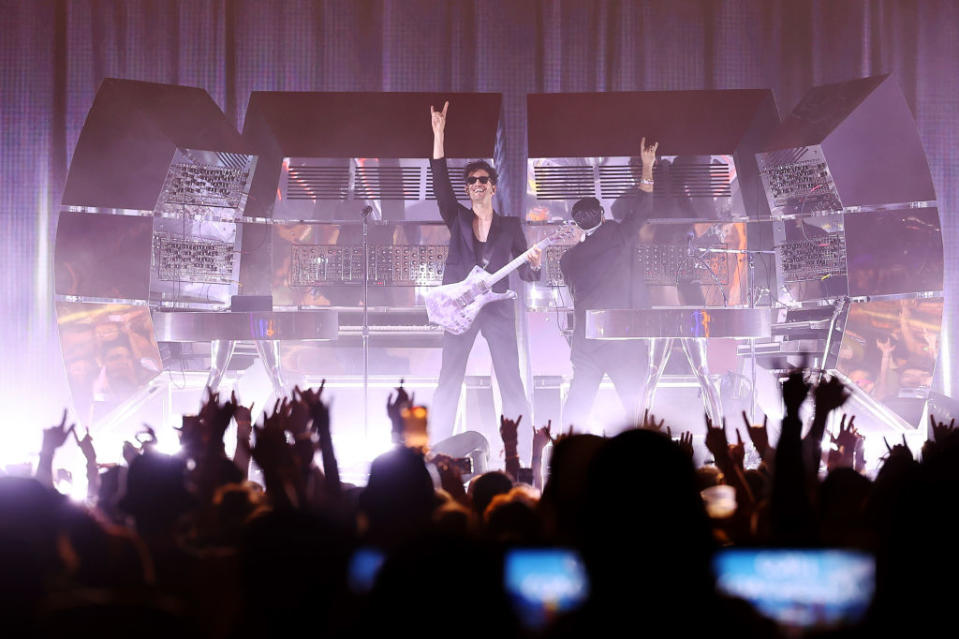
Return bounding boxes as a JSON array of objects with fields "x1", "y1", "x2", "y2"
[{"x1": 486, "y1": 236, "x2": 554, "y2": 286}]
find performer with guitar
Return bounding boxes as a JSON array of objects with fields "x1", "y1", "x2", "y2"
[
  {"x1": 428, "y1": 100, "x2": 542, "y2": 443},
  {"x1": 560, "y1": 137, "x2": 658, "y2": 431}
]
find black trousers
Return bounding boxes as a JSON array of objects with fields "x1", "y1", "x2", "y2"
[
  {"x1": 430, "y1": 300, "x2": 531, "y2": 443},
  {"x1": 562, "y1": 332, "x2": 648, "y2": 432}
]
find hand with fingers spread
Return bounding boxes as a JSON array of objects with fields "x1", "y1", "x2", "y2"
[
  {"x1": 640, "y1": 408, "x2": 666, "y2": 433},
  {"x1": 831, "y1": 414, "x2": 862, "y2": 453},
  {"x1": 827, "y1": 414, "x2": 863, "y2": 471},
  {"x1": 813, "y1": 374, "x2": 850, "y2": 415},
  {"x1": 677, "y1": 430, "x2": 695, "y2": 460}
]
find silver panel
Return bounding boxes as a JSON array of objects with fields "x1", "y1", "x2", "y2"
[
  {"x1": 56, "y1": 302, "x2": 163, "y2": 425},
  {"x1": 152, "y1": 310, "x2": 338, "y2": 342},
  {"x1": 773, "y1": 213, "x2": 848, "y2": 304},
  {"x1": 154, "y1": 148, "x2": 256, "y2": 216},
  {"x1": 844, "y1": 206, "x2": 943, "y2": 297},
  {"x1": 585, "y1": 307, "x2": 771, "y2": 340},
  {"x1": 54, "y1": 211, "x2": 154, "y2": 300},
  {"x1": 269, "y1": 221, "x2": 450, "y2": 308},
  {"x1": 756, "y1": 145, "x2": 843, "y2": 219},
  {"x1": 148, "y1": 148, "x2": 256, "y2": 309},
  {"x1": 836, "y1": 298, "x2": 942, "y2": 409},
  {"x1": 275, "y1": 157, "x2": 480, "y2": 222},
  {"x1": 150, "y1": 217, "x2": 240, "y2": 308}
]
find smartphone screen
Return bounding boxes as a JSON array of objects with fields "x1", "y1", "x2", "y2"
[
  {"x1": 347, "y1": 547, "x2": 386, "y2": 594},
  {"x1": 713, "y1": 549, "x2": 875, "y2": 630},
  {"x1": 504, "y1": 548, "x2": 590, "y2": 630}
]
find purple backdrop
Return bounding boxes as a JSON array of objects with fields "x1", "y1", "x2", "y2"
[{"x1": 2, "y1": 0, "x2": 958, "y2": 420}]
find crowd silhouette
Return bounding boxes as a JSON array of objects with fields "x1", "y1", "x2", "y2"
[{"x1": 2, "y1": 369, "x2": 958, "y2": 638}]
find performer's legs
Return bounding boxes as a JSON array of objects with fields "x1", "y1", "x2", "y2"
[
  {"x1": 480, "y1": 302, "x2": 532, "y2": 425},
  {"x1": 562, "y1": 339, "x2": 606, "y2": 433},
  {"x1": 606, "y1": 340, "x2": 649, "y2": 427},
  {"x1": 431, "y1": 321, "x2": 482, "y2": 442},
  {"x1": 680, "y1": 338, "x2": 723, "y2": 423},
  {"x1": 642, "y1": 337, "x2": 674, "y2": 414}
]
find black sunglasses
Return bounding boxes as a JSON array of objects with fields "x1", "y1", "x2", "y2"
[{"x1": 466, "y1": 176, "x2": 493, "y2": 185}]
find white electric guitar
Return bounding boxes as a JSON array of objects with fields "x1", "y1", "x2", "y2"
[{"x1": 426, "y1": 225, "x2": 574, "y2": 334}]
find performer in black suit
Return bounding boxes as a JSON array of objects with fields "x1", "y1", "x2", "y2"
[
  {"x1": 560, "y1": 138, "x2": 658, "y2": 430},
  {"x1": 429, "y1": 101, "x2": 542, "y2": 442}
]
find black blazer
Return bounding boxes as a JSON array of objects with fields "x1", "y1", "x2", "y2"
[
  {"x1": 560, "y1": 190, "x2": 652, "y2": 339},
  {"x1": 430, "y1": 157, "x2": 539, "y2": 293}
]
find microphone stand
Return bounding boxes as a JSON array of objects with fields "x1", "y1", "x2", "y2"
[{"x1": 361, "y1": 205, "x2": 372, "y2": 436}]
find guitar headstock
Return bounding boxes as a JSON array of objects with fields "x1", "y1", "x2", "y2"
[{"x1": 544, "y1": 222, "x2": 577, "y2": 245}]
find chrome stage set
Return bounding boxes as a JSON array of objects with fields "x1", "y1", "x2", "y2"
[{"x1": 55, "y1": 77, "x2": 945, "y2": 476}]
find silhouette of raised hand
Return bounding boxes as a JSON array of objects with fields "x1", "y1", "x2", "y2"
[
  {"x1": 704, "y1": 414, "x2": 730, "y2": 464},
  {"x1": 729, "y1": 429, "x2": 746, "y2": 470},
  {"x1": 41, "y1": 409, "x2": 75, "y2": 455},
  {"x1": 930, "y1": 414, "x2": 958, "y2": 443},
  {"x1": 500, "y1": 414, "x2": 522, "y2": 481},
  {"x1": 742, "y1": 410, "x2": 771, "y2": 462},
  {"x1": 640, "y1": 408, "x2": 666, "y2": 433},
  {"x1": 882, "y1": 434, "x2": 913, "y2": 462},
  {"x1": 532, "y1": 420, "x2": 552, "y2": 456},
  {"x1": 782, "y1": 368, "x2": 811, "y2": 417},
  {"x1": 386, "y1": 380, "x2": 414, "y2": 442},
  {"x1": 677, "y1": 430, "x2": 695, "y2": 459},
  {"x1": 813, "y1": 375, "x2": 850, "y2": 415},
  {"x1": 499, "y1": 414, "x2": 521, "y2": 450}
]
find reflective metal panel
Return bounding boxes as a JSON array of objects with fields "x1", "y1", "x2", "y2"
[
  {"x1": 586, "y1": 307, "x2": 771, "y2": 340},
  {"x1": 154, "y1": 148, "x2": 256, "y2": 217},
  {"x1": 844, "y1": 206, "x2": 943, "y2": 297},
  {"x1": 54, "y1": 211, "x2": 154, "y2": 300},
  {"x1": 756, "y1": 145, "x2": 843, "y2": 219},
  {"x1": 836, "y1": 298, "x2": 942, "y2": 425},
  {"x1": 152, "y1": 310, "x2": 338, "y2": 342},
  {"x1": 56, "y1": 302, "x2": 162, "y2": 424}
]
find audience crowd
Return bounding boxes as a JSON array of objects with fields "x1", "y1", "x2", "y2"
[{"x1": 2, "y1": 369, "x2": 958, "y2": 638}]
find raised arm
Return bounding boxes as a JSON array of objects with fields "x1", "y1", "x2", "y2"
[
  {"x1": 432, "y1": 100, "x2": 447, "y2": 160},
  {"x1": 616, "y1": 137, "x2": 658, "y2": 237},
  {"x1": 429, "y1": 101, "x2": 460, "y2": 228}
]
